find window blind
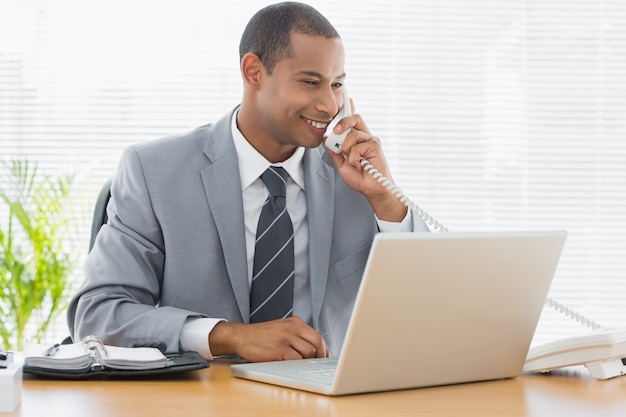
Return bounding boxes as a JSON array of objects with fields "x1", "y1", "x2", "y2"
[{"x1": 1, "y1": 0, "x2": 624, "y2": 346}]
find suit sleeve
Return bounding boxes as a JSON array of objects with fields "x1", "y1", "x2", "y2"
[{"x1": 66, "y1": 146, "x2": 205, "y2": 353}]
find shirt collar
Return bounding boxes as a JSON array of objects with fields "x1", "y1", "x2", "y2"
[{"x1": 231, "y1": 109, "x2": 305, "y2": 191}]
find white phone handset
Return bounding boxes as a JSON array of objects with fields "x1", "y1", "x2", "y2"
[{"x1": 324, "y1": 87, "x2": 352, "y2": 154}]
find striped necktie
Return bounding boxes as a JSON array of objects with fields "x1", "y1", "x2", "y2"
[{"x1": 250, "y1": 166, "x2": 295, "y2": 323}]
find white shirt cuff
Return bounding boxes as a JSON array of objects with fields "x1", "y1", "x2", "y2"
[
  {"x1": 376, "y1": 208, "x2": 414, "y2": 233},
  {"x1": 180, "y1": 317, "x2": 226, "y2": 360}
]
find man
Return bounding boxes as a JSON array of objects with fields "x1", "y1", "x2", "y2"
[{"x1": 67, "y1": 2, "x2": 428, "y2": 363}]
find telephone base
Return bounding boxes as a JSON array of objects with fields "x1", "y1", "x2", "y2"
[
  {"x1": 523, "y1": 328, "x2": 626, "y2": 380},
  {"x1": 585, "y1": 357, "x2": 626, "y2": 380}
]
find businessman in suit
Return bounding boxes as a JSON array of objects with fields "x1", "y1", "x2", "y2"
[{"x1": 67, "y1": 2, "x2": 428, "y2": 362}]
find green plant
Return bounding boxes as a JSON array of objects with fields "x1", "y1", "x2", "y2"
[{"x1": 0, "y1": 160, "x2": 80, "y2": 350}]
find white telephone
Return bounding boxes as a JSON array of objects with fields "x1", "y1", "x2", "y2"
[
  {"x1": 523, "y1": 326, "x2": 626, "y2": 379},
  {"x1": 523, "y1": 298, "x2": 626, "y2": 379},
  {"x1": 326, "y1": 87, "x2": 626, "y2": 380}
]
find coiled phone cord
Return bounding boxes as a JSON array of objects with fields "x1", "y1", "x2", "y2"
[
  {"x1": 359, "y1": 157, "x2": 448, "y2": 233},
  {"x1": 544, "y1": 297, "x2": 603, "y2": 330}
]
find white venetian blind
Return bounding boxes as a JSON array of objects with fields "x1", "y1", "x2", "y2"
[{"x1": 1, "y1": 0, "x2": 625, "y2": 345}]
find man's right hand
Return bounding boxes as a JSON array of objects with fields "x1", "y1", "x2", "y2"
[{"x1": 208, "y1": 316, "x2": 329, "y2": 362}]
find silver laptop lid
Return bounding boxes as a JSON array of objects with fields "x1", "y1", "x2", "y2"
[{"x1": 331, "y1": 231, "x2": 566, "y2": 395}]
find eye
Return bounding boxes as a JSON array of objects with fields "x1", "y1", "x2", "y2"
[{"x1": 302, "y1": 80, "x2": 318, "y2": 86}]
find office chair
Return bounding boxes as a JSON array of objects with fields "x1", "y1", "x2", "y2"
[{"x1": 89, "y1": 177, "x2": 112, "y2": 252}]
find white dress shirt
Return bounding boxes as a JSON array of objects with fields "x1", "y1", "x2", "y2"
[{"x1": 180, "y1": 110, "x2": 413, "y2": 359}]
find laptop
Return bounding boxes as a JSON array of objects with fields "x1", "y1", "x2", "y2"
[{"x1": 231, "y1": 230, "x2": 567, "y2": 396}]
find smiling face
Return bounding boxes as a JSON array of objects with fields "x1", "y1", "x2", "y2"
[{"x1": 238, "y1": 32, "x2": 346, "y2": 163}]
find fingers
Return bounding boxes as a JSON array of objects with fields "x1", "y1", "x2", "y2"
[
  {"x1": 228, "y1": 317, "x2": 329, "y2": 362},
  {"x1": 289, "y1": 332, "x2": 326, "y2": 359},
  {"x1": 297, "y1": 326, "x2": 328, "y2": 359},
  {"x1": 281, "y1": 317, "x2": 328, "y2": 360},
  {"x1": 328, "y1": 113, "x2": 380, "y2": 162},
  {"x1": 333, "y1": 108, "x2": 368, "y2": 135},
  {"x1": 347, "y1": 135, "x2": 382, "y2": 166}
]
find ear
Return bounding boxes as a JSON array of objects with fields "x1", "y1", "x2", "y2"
[{"x1": 241, "y1": 53, "x2": 265, "y2": 89}]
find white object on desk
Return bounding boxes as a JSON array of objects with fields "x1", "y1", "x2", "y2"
[
  {"x1": 524, "y1": 327, "x2": 626, "y2": 380},
  {"x1": 0, "y1": 362, "x2": 22, "y2": 412}
]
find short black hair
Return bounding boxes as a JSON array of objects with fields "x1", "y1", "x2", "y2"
[{"x1": 239, "y1": 2, "x2": 340, "y2": 74}]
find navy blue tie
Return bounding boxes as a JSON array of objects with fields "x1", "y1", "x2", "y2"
[{"x1": 250, "y1": 166, "x2": 295, "y2": 323}]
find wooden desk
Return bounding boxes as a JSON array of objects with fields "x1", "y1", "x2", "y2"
[{"x1": 8, "y1": 361, "x2": 626, "y2": 417}]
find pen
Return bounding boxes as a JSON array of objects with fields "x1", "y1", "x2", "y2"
[{"x1": 43, "y1": 343, "x2": 60, "y2": 357}]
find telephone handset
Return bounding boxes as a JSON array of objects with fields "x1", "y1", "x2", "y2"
[
  {"x1": 324, "y1": 86, "x2": 352, "y2": 155},
  {"x1": 327, "y1": 88, "x2": 626, "y2": 379},
  {"x1": 323, "y1": 87, "x2": 448, "y2": 232}
]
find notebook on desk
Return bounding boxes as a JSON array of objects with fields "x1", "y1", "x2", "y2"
[{"x1": 231, "y1": 230, "x2": 568, "y2": 396}]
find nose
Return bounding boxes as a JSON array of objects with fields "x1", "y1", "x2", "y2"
[{"x1": 315, "y1": 86, "x2": 341, "y2": 119}]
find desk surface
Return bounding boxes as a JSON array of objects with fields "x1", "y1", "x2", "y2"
[{"x1": 8, "y1": 361, "x2": 626, "y2": 417}]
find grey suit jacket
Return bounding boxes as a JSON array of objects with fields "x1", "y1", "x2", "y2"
[{"x1": 67, "y1": 108, "x2": 426, "y2": 355}]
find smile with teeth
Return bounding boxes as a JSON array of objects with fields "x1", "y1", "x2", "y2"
[{"x1": 304, "y1": 117, "x2": 329, "y2": 129}]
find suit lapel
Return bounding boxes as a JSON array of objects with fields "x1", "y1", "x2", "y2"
[
  {"x1": 303, "y1": 147, "x2": 336, "y2": 328},
  {"x1": 200, "y1": 109, "x2": 250, "y2": 321},
  {"x1": 198, "y1": 114, "x2": 338, "y2": 325}
]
